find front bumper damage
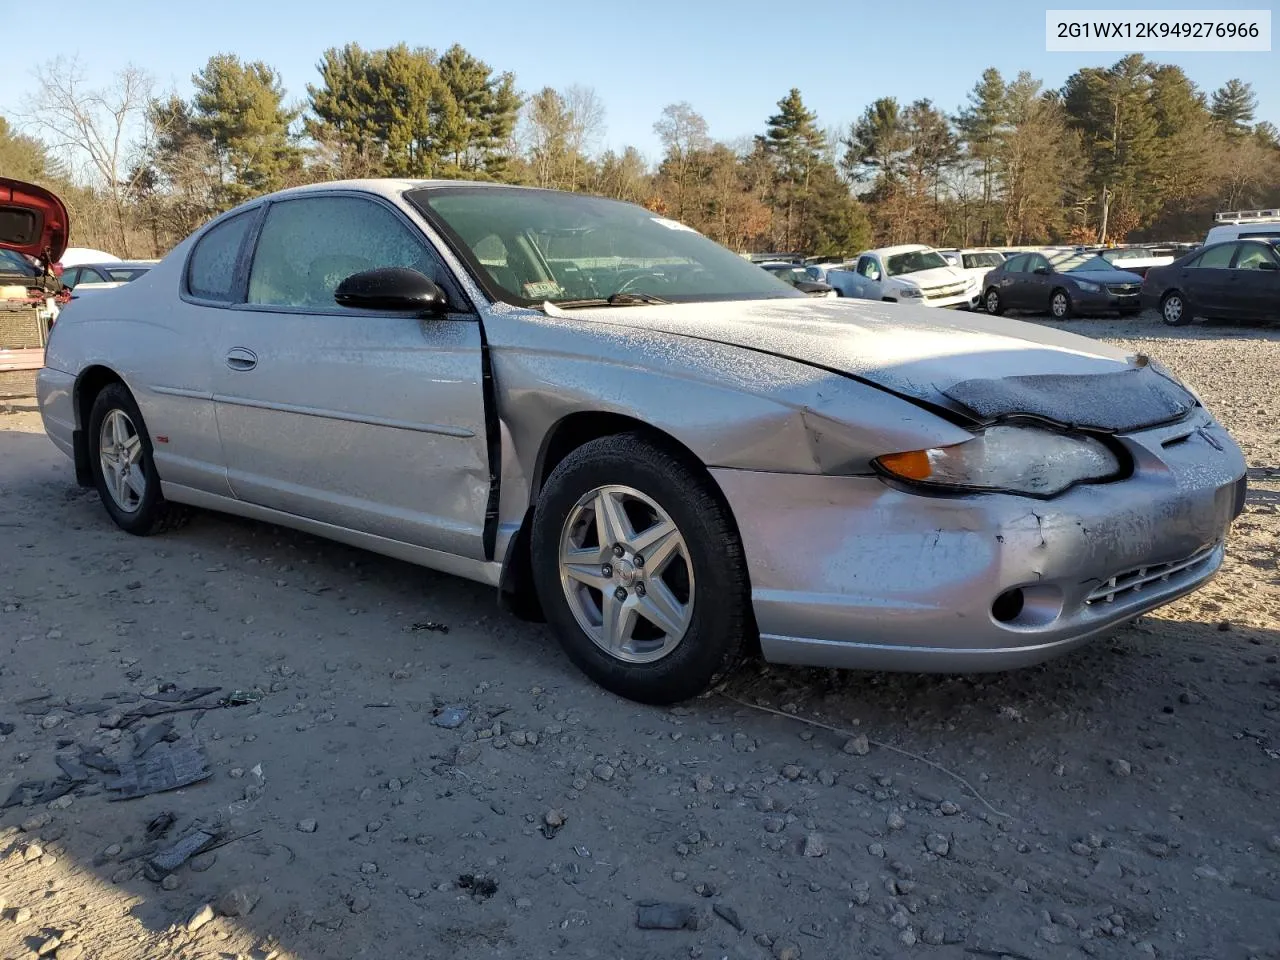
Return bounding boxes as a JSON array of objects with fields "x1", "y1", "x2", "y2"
[{"x1": 712, "y1": 408, "x2": 1246, "y2": 672}]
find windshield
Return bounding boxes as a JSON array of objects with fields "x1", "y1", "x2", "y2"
[
  {"x1": 885, "y1": 249, "x2": 948, "y2": 276},
  {"x1": 1103, "y1": 248, "x2": 1150, "y2": 261},
  {"x1": 1050, "y1": 252, "x2": 1115, "y2": 273},
  {"x1": 763, "y1": 265, "x2": 812, "y2": 286},
  {"x1": 409, "y1": 186, "x2": 803, "y2": 305},
  {"x1": 962, "y1": 252, "x2": 1004, "y2": 269}
]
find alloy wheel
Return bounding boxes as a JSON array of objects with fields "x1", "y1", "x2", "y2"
[
  {"x1": 98, "y1": 408, "x2": 146, "y2": 513},
  {"x1": 557, "y1": 484, "x2": 695, "y2": 664}
]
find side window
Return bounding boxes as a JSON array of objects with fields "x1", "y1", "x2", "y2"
[
  {"x1": 61, "y1": 267, "x2": 80, "y2": 288},
  {"x1": 78, "y1": 268, "x2": 107, "y2": 285},
  {"x1": 1004, "y1": 254, "x2": 1027, "y2": 272},
  {"x1": 1232, "y1": 243, "x2": 1278, "y2": 270},
  {"x1": 856, "y1": 256, "x2": 881, "y2": 281},
  {"x1": 1026, "y1": 254, "x2": 1049, "y2": 272},
  {"x1": 1190, "y1": 243, "x2": 1236, "y2": 269},
  {"x1": 248, "y1": 195, "x2": 449, "y2": 309},
  {"x1": 188, "y1": 210, "x2": 255, "y2": 302}
]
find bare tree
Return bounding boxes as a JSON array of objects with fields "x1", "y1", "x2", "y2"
[
  {"x1": 563, "y1": 85, "x2": 605, "y2": 191},
  {"x1": 28, "y1": 57, "x2": 153, "y2": 256}
]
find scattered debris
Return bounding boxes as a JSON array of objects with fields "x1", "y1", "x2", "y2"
[
  {"x1": 133, "y1": 718, "x2": 177, "y2": 759},
  {"x1": 714, "y1": 903, "x2": 745, "y2": 932},
  {"x1": 146, "y1": 829, "x2": 218, "y2": 878},
  {"x1": 432, "y1": 706, "x2": 469, "y2": 729},
  {"x1": 0, "y1": 721, "x2": 14, "y2": 736},
  {"x1": 542, "y1": 809, "x2": 567, "y2": 839},
  {"x1": 144, "y1": 686, "x2": 221, "y2": 704},
  {"x1": 457, "y1": 873, "x2": 499, "y2": 900},
  {"x1": 219, "y1": 690, "x2": 264, "y2": 708},
  {"x1": 410, "y1": 621, "x2": 449, "y2": 633},
  {"x1": 297, "y1": 819, "x2": 318, "y2": 833},
  {"x1": 186, "y1": 903, "x2": 215, "y2": 933},
  {"x1": 636, "y1": 901, "x2": 708, "y2": 930},
  {"x1": 106, "y1": 743, "x2": 211, "y2": 800},
  {"x1": 217, "y1": 887, "x2": 260, "y2": 917}
]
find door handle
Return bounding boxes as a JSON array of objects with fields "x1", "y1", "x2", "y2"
[{"x1": 225, "y1": 347, "x2": 258, "y2": 371}]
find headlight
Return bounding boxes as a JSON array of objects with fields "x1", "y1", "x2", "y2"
[
  {"x1": 899, "y1": 286, "x2": 924, "y2": 298},
  {"x1": 874, "y1": 424, "x2": 1121, "y2": 496},
  {"x1": 1075, "y1": 280, "x2": 1101, "y2": 293}
]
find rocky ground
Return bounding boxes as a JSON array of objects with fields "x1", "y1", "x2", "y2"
[{"x1": 1, "y1": 313, "x2": 1278, "y2": 960}]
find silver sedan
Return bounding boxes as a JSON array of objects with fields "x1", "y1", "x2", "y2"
[{"x1": 20, "y1": 179, "x2": 1248, "y2": 704}]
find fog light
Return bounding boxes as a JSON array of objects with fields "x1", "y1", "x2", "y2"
[{"x1": 991, "y1": 588, "x2": 1025, "y2": 623}]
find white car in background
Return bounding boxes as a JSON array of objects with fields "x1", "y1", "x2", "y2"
[
  {"x1": 825, "y1": 244, "x2": 981, "y2": 309},
  {"x1": 938, "y1": 248, "x2": 1006, "y2": 287},
  {"x1": 1096, "y1": 246, "x2": 1175, "y2": 278}
]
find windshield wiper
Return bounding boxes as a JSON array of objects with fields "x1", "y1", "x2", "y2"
[{"x1": 553, "y1": 292, "x2": 670, "y2": 308}]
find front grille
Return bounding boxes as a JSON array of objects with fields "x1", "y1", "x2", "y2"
[
  {"x1": 1106, "y1": 283, "x2": 1141, "y2": 296},
  {"x1": 923, "y1": 283, "x2": 967, "y2": 300},
  {"x1": 1085, "y1": 542, "x2": 1219, "y2": 604}
]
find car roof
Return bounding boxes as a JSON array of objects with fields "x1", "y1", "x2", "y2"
[
  {"x1": 866, "y1": 244, "x2": 933, "y2": 257},
  {"x1": 77, "y1": 260, "x2": 154, "y2": 269}
]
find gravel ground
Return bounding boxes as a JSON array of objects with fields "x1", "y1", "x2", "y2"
[{"x1": 1, "y1": 312, "x2": 1278, "y2": 960}]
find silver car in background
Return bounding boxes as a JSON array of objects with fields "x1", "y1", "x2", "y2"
[{"x1": 28, "y1": 179, "x2": 1247, "y2": 703}]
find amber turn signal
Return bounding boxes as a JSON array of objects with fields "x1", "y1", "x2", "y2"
[{"x1": 877, "y1": 449, "x2": 932, "y2": 480}]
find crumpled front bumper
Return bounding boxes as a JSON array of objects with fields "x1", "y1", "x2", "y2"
[{"x1": 711, "y1": 409, "x2": 1246, "y2": 672}]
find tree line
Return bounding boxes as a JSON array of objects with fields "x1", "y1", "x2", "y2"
[{"x1": 1, "y1": 47, "x2": 1275, "y2": 260}]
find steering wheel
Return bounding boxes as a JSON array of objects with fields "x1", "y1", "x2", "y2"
[{"x1": 615, "y1": 272, "x2": 669, "y2": 295}]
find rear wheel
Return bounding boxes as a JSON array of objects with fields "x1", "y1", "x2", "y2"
[
  {"x1": 1161, "y1": 290, "x2": 1192, "y2": 327},
  {"x1": 87, "y1": 383, "x2": 189, "y2": 535},
  {"x1": 530, "y1": 433, "x2": 749, "y2": 704},
  {"x1": 984, "y1": 288, "x2": 1003, "y2": 315},
  {"x1": 1050, "y1": 289, "x2": 1072, "y2": 319}
]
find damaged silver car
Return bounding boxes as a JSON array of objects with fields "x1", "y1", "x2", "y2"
[{"x1": 33, "y1": 180, "x2": 1248, "y2": 703}]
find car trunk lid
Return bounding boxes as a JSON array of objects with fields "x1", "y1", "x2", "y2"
[{"x1": 0, "y1": 178, "x2": 69, "y2": 266}]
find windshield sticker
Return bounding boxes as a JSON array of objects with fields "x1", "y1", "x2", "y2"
[
  {"x1": 650, "y1": 217, "x2": 699, "y2": 233},
  {"x1": 523, "y1": 280, "x2": 564, "y2": 299}
]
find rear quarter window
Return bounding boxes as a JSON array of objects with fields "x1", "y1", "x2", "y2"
[{"x1": 186, "y1": 210, "x2": 255, "y2": 302}]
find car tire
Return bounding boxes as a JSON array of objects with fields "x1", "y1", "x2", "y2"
[
  {"x1": 530, "y1": 432, "x2": 750, "y2": 704},
  {"x1": 1050, "y1": 288, "x2": 1073, "y2": 319},
  {"x1": 87, "y1": 382, "x2": 190, "y2": 536},
  {"x1": 1160, "y1": 290, "x2": 1192, "y2": 327},
  {"x1": 984, "y1": 288, "x2": 1003, "y2": 315}
]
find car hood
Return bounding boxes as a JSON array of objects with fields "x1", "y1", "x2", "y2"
[
  {"x1": 892, "y1": 265, "x2": 967, "y2": 287},
  {"x1": 551, "y1": 297, "x2": 1195, "y2": 432},
  {"x1": 1062, "y1": 268, "x2": 1144, "y2": 284},
  {"x1": 0, "y1": 178, "x2": 69, "y2": 265}
]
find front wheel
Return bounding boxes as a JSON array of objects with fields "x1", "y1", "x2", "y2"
[
  {"x1": 984, "y1": 288, "x2": 1003, "y2": 315},
  {"x1": 1050, "y1": 289, "x2": 1073, "y2": 319},
  {"x1": 530, "y1": 433, "x2": 750, "y2": 704},
  {"x1": 1161, "y1": 291, "x2": 1192, "y2": 327},
  {"x1": 87, "y1": 383, "x2": 189, "y2": 536}
]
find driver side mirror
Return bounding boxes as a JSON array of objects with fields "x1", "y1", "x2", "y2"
[
  {"x1": 1258, "y1": 260, "x2": 1279, "y2": 272},
  {"x1": 334, "y1": 267, "x2": 448, "y2": 314},
  {"x1": 1033, "y1": 265, "x2": 1051, "y2": 276}
]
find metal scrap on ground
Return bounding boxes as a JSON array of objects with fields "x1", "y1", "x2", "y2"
[{"x1": 106, "y1": 742, "x2": 211, "y2": 800}]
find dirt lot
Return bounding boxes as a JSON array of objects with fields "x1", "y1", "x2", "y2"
[{"x1": 2, "y1": 314, "x2": 1278, "y2": 960}]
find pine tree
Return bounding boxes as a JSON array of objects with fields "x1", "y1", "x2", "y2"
[
  {"x1": 1210, "y1": 79, "x2": 1257, "y2": 138},
  {"x1": 955, "y1": 68, "x2": 1007, "y2": 240},
  {"x1": 191, "y1": 54, "x2": 301, "y2": 208},
  {"x1": 763, "y1": 89, "x2": 826, "y2": 250}
]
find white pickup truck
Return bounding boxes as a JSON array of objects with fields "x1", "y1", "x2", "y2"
[{"x1": 825, "y1": 244, "x2": 981, "y2": 309}]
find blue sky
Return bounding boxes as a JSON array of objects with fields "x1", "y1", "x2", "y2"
[{"x1": 4, "y1": 0, "x2": 1275, "y2": 161}]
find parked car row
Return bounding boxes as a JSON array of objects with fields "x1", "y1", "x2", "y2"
[
  {"x1": 1, "y1": 174, "x2": 1248, "y2": 705},
  {"x1": 749, "y1": 210, "x2": 1279, "y2": 326}
]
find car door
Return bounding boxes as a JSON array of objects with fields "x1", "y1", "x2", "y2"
[
  {"x1": 1227, "y1": 241, "x2": 1280, "y2": 321},
  {"x1": 211, "y1": 191, "x2": 491, "y2": 561},
  {"x1": 1181, "y1": 242, "x2": 1238, "y2": 317},
  {"x1": 995, "y1": 254, "x2": 1028, "y2": 308},
  {"x1": 1020, "y1": 253, "x2": 1053, "y2": 310},
  {"x1": 855, "y1": 255, "x2": 884, "y2": 299}
]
